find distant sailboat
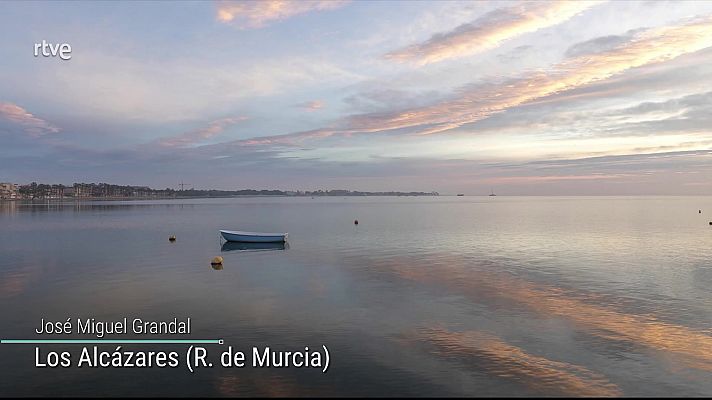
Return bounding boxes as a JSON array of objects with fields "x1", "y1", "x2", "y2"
[{"x1": 489, "y1": 188, "x2": 496, "y2": 196}]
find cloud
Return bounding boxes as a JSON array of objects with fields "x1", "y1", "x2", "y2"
[
  {"x1": 357, "y1": 15, "x2": 712, "y2": 136},
  {"x1": 451, "y1": 87, "x2": 712, "y2": 141},
  {"x1": 587, "y1": 91, "x2": 712, "y2": 137},
  {"x1": 564, "y1": 29, "x2": 643, "y2": 58},
  {"x1": 233, "y1": 128, "x2": 335, "y2": 146},
  {"x1": 215, "y1": 0, "x2": 348, "y2": 28},
  {"x1": 0, "y1": 102, "x2": 60, "y2": 137},
  {"x1": 613, "y1": 90, "x2": 712, "y2": 116},
  {"x1": 385, "y1": 1, "x2": 601, "y2": 65},
  {"x1": 503, "y1": 150, "x2": 712, "y2": 180},
  {"x1": 157, "y1": 117, "x2": 247, "y2": 148},
  {"x1": 295, "y1": 100, "x2": 325, "y2": 111},
  {"x1": 44, "y1": 52, "x2": 362, "y2": 122},
  {"x1": 484, "y1": 174, "x2": 627, "y2": 184},
  {"x1": 342, "y1": 87, "x2": 447, "y2": 114},
  {"x1": 211, "y1": 15, "x2": 712, "y2": 152}
]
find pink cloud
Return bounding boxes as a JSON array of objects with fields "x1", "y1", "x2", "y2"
[
  {"x1": 386, "y1": 1, "x2": 602, "y2": 65},
  {"x1": 362, "y1": 15, "x2": 712, "y2": 135},
  {"x1": 158, "y1": 117, "x2": 247, "y2": 148},
  {"x1": 215, "y1": 0, "x2": 348, "y2": 29},
  {"x1": 295, "y1": 100, "x2": 325, "y2": 111},
  {"x1": 219, "y1": 15, "x2": 712, "y2": 150},
  {"x1": 0, "y1": 102, "x2": 60, "y2": 137}
]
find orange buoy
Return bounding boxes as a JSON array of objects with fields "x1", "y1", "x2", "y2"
[{"x1": 211, "y1": 256, "x2": 224, "y2": 265}]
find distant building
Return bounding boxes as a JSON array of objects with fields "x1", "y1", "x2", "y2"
[
  {"x1": 74, "y1": 183, "x2": 96, "y2": 198},
  {"x1": 50, "y1": 184, "x2": 65, "y2": 199},
  {"x1": 0, "y1": 183, "x2": 19, "y2": 200}
]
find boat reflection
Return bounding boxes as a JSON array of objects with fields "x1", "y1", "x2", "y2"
[{"x1": 221, "y1": 241, "x2": 289, "y2": 252}]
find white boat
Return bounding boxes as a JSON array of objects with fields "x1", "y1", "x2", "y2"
[{"x1": 220, "y1": 229, "x2": 288, "y2": 243}]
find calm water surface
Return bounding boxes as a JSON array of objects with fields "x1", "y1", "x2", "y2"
[{"x1": 1, "y1": 196, "x2": 711, "y2": 396}]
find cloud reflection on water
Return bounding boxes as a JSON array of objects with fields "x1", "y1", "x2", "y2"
[
  {"x1": 374, "y1": 254, "x2": 712, "y2": 372},
  {"x1": 416, "y1": 327, "x2": 622, "y2": 397}
]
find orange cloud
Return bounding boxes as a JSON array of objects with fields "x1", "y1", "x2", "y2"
[
  {"x1": 226, "y1": 15, "x2": 712, "y2": 149},
  {"x1": 360, "y1": 15, "x2": 712, "y2": 135},
  {"x1": 385, "y1": 1, "x2": 601, "y2": 65},
  {"x1": 215, "y1": 0, "x2": 348, "y2": 28},
  {"x1": 296, "y1": 100, "x2": 325, "y2": 111},
  {"x1": 0, "y1": 102, "x2": 59, "y2": 137},
  {"x1": 159, "y1": 117, "x2": 247, "y2": 148}
]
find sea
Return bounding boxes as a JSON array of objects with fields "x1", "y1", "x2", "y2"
[{"x1": 1, "y1": 196, "x2": 711, "y2": 396}]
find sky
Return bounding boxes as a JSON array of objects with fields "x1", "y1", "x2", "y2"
[{"x1": 1, "y1": 0, "x2": 712, "y2": 195}]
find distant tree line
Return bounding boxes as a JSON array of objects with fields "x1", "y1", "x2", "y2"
[
  {"x1": 16, "y1": 182, "x2": 175, "y2": 199},
  {"x1": 9, "y1": 182, "x2": 439, "y2": 199},
  {"x1": 177, "y1": 189, "x2": 440, "y2": 197}
]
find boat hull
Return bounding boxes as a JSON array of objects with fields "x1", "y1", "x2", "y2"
[
  {"x1": 221, "y1": 241, "x2": 288, "y2": 252},
  {"x1": 220, "y1": 230, "x2": 288, "y2": 243}
]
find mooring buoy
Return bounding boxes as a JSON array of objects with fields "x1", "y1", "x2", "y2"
[
  {"x1": 211, "y1": 256, "x2": 224, "y2": 265},
  {"x1": 354, "y1": 219, "x2": 359, "y2": 225},
  {"x1": 169, "y1": 235, "x2": 176, "y2": 242}
]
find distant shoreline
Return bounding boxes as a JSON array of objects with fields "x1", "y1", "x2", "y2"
[
  {"x1": 3, "y1": 195, "x2": 709, "y2": 202},
  {"x1": 0, "y1": 184, "x2": 440, "y2": 201},
  {"x1": 0, "y1": 194, "x2": 443, "y2": 202}
]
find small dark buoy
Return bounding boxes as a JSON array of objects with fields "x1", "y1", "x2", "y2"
[
  {"x1": 709, "y1": 221, "x2": 712, "y2": 226},
  {"x1": 169, "y1": 235, "x2": 176, "y2": 242},
  {"x1": 354, "y1": 219, "x2": 359, "y2": 225},
  {"x1": 699, "y1": 210, "x2": 702, "y2": 214}
]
